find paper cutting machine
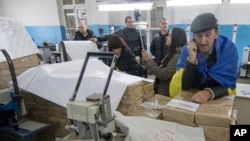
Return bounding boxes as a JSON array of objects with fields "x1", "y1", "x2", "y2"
[
  {"x1": 0, "y1": 49, "x2": 49, "y2": 141},
  {"x1": 65, "y1": 52, "x2": 116, "y2": 141}
]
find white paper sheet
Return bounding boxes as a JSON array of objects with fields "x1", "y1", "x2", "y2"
[
  {"x1": 62, "y1": 41, "x2": 99, "y2": 61},
  {"x1": 236, "y1": 83, "x2": 250, "y2": 98},
  {"x1": 16, "y1": 58, "x2": 153, "y2": 112},
  {"x1": 114, "y1": 111, "x2": 205, "y2": 141},
  {"x1": 167, "y1": 99, "x2": 200, "y2": 112},
  {"x1": 0, "y1": 17, "x2": 39, "y2": 62}
]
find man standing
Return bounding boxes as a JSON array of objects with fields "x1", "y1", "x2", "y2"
[
  {"x1": 150, "y1": 18, "x2": 169, "y2": 66},
  {"x1": 170, "y1": 13, "x2": 238, "y2": 103},
  {"x1": 91, "y1": 16, "x2": 147, "y2": 57},
  {"x1": 73, "y1": 21, "x2": 96, "y2": 41}
]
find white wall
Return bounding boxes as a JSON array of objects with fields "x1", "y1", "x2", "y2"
[
  {"x1": 86, "y1": 0, "x2": 109, "y2": 25},
  {"x1": 166, "y1": 3, "x2": 250, "y2": 24},
  {"x1": 2, "y1": 0, "x2": 60, "y2": 26},
  {"x1": 56, "y1": 0, "x2": 65, "y2": 26},
  {"x1": 0, "y1": 0, "x2": 4, "y2": 16},
  {"x1": 2, "y1": 1, "x2": 250, "y2": 27}
]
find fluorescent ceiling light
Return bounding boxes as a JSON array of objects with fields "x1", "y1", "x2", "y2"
[
  {"x1": 98, "y1": 3, "x2": 153, "y2": 11},
  {"x1": 230, "y1": 0, "x2": 250, "y2": 4},
  {"x1": 166, "y1": 0, "x2": 222, "y2": 6}
]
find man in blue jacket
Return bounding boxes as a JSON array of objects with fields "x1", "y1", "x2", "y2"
[{"x1": 170, "y1": 13, "x2": 238, "y2": 103}]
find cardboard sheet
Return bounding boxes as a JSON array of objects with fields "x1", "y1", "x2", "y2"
[
  {"x1": 16, "y1": 58, "x2": 153, "y2": 112},
  {"x1": 114, "y1": 111, "x2": 205, "y2": 141},
  {"x1": 0, "y1": 17, "x2": 39, "y2": 62}
]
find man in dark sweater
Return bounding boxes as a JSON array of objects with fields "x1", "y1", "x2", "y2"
[
  {"x1": 150, "y1": 18, "x2": 169, "y2": 66},
  {"x1": 90, "y1": 16, "x2": 147, "y2": 57}
]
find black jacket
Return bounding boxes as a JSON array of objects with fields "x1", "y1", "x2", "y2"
[
  {"x1": 73, "y1": 29, "x2": 101, "y2": 49},
  {"x1": 115, "y1": 51, "x2": 145, "y2": 77},
  {"x1": 150, "y1": 31, "x2": 169, "y2": 66},
  {"x1": 73, "y1": 29, "x2": 96, "y2": 40},
  {"x1": 97, "y1": 28, "x2": 147, "y2": 56}
]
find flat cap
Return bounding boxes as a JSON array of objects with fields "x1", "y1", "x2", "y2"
[{"x1": 191, "y1": 13, "x2": 218, "y2": 33}]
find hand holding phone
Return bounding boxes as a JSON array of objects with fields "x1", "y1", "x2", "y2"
[{"x1": 187, "y1": 38, "x2": 198, "y2": 63}]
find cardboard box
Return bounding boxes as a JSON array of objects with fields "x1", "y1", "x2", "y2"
[
  {"x1": 116, "y1": 98, "x2": 143, "y2": 115},
  {"x1": 0, "y1": 53, "x2": 39, "y2": 88},
  {"x1": 163, "y1": 90, "x2": 197, "y2": 124},
  {"x1": 22, "y1": 90, "x2": 67, "y2": 118},
  {"x1": 117, "y1": 81, "x2": 154, "y2": 114},
  {"x1": 195, "y1": 95, "x2": 235, "y2": 128},
  {"x1": 146, "y1": 94, "x2": 171, "y2": 105},
  {"x1": 141, "y1": 81, "x2": 154, "y2": 100},
  {"x1": 199, "y1": 124, "x2": 229, "y2": 141},
  {"x1": 119, "y1": 81, "x2": 144, "y2": 104}
]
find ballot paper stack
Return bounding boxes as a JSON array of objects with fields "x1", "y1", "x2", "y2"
[
  {"x1": 116, "y1": 81, "x2": 154, "y2": 115},
  {"x1": 162, "y1": 90, "x2": 236, "y2": 141},
  {"x1": 0, "y1": 54, "x2": 40, "y2": 88},
  {"x1": 22, "y1": 90, "x2": 70, "y2": 141}
]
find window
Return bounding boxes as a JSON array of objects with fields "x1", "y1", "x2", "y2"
[
  {"x1": 63, "y1": 0, "x2": 73, "y2": 5},
  {"x1": 63, "y1": 0, "x2": 86, "y2": 40}
]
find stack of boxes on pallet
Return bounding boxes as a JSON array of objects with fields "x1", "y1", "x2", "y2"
[
  {"x1": 22, "y1": 91, "x2": 70, "y2": 141},
  {"x1": 0, "y1": 54, "x2": 40, "y2": 89}
]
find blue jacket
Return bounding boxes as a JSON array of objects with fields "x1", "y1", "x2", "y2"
[{"x1": 175, "y1": 35, "x2": 238, "y2": 99}]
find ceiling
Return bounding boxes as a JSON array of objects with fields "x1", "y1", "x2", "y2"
[{"x1": 96, "y1": 0, "x2": 163, "y2": 3}]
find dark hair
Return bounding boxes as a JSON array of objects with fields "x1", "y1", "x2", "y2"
[
  {"x1": 107, "y1": 34, "x2": 129, "y2": 55},
  {"x1": 125, "y1": 16, "x2": 133, "y2": 23},
  {"x1": 163, "y1": 27, "x2": 187, "y2": 64}
]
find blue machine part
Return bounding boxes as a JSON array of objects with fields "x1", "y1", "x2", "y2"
[
  {"x1": 0, "y1": 91, "x2": 20, "y2": 111},
  {"x1": 0, "y1": 49, "x2": 22, "y2": 131}
]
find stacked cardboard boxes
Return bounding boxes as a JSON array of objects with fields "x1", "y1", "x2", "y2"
[
  {"x1": 22, "y1": 90, "x2": 70, "y2": 141},
  {"x1": 22, "y1": 80, "x2": 154, "y2": 141},
  {"x1": 0, "y1": 53, "x2": 40, "y2": 89},
  {"x1": 116, "y1": 81, "x2": 154, "y2": 114},
  {"x1": 196, "y1": 95, "x2": 235, "y2": 141},
  {"x1": 162, "y1": 90, "x2": 235, "y2": 141}
]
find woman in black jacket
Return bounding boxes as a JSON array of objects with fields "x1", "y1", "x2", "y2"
[{"x1": 107, "y1": 34, "x2": 145, "y2": 77}]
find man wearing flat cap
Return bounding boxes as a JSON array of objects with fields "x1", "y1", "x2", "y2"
[{"x1": 170, "y1": 13, "x2": 238, "y2": 103}]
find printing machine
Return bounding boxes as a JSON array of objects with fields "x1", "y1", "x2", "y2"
[{"x1": 239, "y1": 47, "x2": 250, "y2": 78}]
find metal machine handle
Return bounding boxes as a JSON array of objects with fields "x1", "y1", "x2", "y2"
[
  {"x1": 0, "y1": 49, "x2": 20, "y2": 96},
  {"x1": 69, "y1": 52, "x2": 116, "y2": 102}
]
